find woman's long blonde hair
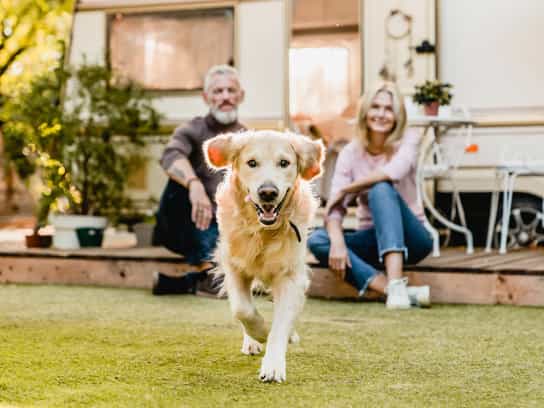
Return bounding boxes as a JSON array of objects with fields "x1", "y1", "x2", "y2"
[{"x1": 356, "y1": 81, "x2": 407, "y2": 155}]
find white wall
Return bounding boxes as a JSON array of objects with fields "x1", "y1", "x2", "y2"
[
  {"x1": 69, "y1": 1, "x2": 286, "y2": 123},
  {"x1": 364, "y1": 0, "x2": 436, "y2": 94},
  {"x1": 238, "y1": 0, "x2": 285, "y2": 121},
  {"x1": 436, "y1": 0, "x2": 544, "y2": 198},
  {"x1": 439, "y1": 0, "x2": 544, "y2": 111},
  {"x1": 69, "y1": 11, "x2": 106, "y2": 65}
]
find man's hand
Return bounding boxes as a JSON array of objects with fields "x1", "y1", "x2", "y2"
[
  {"x1": 329, "y1": 241, "x2": 351, "y2": 280},
  {"x1": 189, "y1": 181, "x2": 213, "y2": 230}
]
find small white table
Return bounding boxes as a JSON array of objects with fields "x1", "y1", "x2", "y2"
[{"x1": 409, "y1": 116, "x2": 476, "y2": 256}]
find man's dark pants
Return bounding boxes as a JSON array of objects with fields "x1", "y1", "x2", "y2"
[{"x1": 152, "y1": 179, "x2": 218, "y2": 293}]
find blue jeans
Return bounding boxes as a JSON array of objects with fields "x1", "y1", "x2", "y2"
[
  {"x1": 153, "y1": 179, "x2": 218, "y2": 266},
  {"x1": 308, "y1": 182, "x2": 433, "y2": 295}
]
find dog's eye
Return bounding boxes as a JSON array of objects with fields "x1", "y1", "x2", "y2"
[
  {"x1": 247, "y1": 159, "x2": 258, "y2": 168},
  {"x1": 279, "y1": 159, "x2": 290, "y2": 168}
]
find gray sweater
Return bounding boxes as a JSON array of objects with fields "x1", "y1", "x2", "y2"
[{"x1": 160, "y1": 114, "x2": 245, "y2": 203}]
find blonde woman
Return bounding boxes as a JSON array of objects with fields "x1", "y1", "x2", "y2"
[{"x1": 308, "y1": 81, "x2": 433, "y2": 309}]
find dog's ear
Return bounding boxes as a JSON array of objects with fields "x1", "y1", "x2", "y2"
[
  {"x1": 204, "y1": 132, "x2": 235, "y2": 169},
  {"x1": 290, "y1": 133, "x2": 325, "y2": 180}
]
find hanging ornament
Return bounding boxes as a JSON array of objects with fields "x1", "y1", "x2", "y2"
[{"x1": 379, "y1": 8, "x2": 414, "y2": 81}]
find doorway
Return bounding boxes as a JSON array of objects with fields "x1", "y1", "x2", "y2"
[{"x1": 288, "y1": 0, "x2": 362, "y2": 202}]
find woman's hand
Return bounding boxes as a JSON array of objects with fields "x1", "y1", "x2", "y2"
[{"x1": 329, "y1": 240, "x2": 352, "y2": 280}]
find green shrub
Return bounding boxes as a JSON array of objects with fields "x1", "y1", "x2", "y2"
[{"x1": 1, "y1": 63, "x2": 161, "y2": 227}]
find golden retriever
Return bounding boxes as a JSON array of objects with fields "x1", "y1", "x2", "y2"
[{"x1": 204, "y1": 130, "x2": 324, "y2": 383}]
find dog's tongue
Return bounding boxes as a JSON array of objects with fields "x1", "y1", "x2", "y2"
[
  {"x1": 260, "y1": 204, "x2": 277, "y2": 223},
  {"x1": 261, "y1": 204, "x2": 275, "y2": 219},
  {"x1": 246, "y1": 195, "x2": 278, "y2": 224}
]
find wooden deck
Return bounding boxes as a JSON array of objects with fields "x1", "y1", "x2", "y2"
[
  {"x1": 310, "y1": 248, "x2": 544, "y2": 306},
  {"x1": 0, "y1": 245, "x2": 543, "y2": 306},
  {"x1": 0, "y1": 246, "x2": 191, "y2": 289}
]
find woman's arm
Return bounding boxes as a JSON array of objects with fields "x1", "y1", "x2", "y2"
[
  {"x1": 340, "y1": 128, "x2": 423, "y2": 195},
  {"x1": 340, "y1": 169, "x2": 390, "y2": 194},
  {"x1": 325, "y1": 146, "x2": 354, "y2": 218},
  {"x1": 326, "y1": 218, "x2": 351, "y2": 279}
]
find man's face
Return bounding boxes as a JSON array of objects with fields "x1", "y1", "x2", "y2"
[{"x1": 203, "y1": 74, "x2": 245, "y2": 124}]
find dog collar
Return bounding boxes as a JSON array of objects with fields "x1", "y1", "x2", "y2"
[{"x1": 289, "y1": 221, "x2": 301, "y2": 243}]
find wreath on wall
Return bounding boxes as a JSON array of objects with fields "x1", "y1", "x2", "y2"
[{"x1": 379, "y1": 9, "x2": 414, "y2": 81}]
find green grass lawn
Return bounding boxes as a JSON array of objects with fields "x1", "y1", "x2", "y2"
[{"x1": 0, "y1": 284, "x2": 543, "y2": 407}]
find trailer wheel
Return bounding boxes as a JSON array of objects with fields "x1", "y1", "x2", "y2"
[{"x1": 493, "y1": 196, "x2": 544, "y2": 249}]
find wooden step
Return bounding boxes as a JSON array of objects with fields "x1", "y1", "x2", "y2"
[
  {"x1": 0, "y1": 246, "x2": 543, "y2": 306},
  {"x1": 0, "y1": 247, "x2": 190, "y2": 289},
  {"x1": 307, "y1": 265, "x2": 544, "y2": 306}
]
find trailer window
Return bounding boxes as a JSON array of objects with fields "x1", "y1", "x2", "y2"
[{"x1": 108, "y1": 8, "x2": 234, "y2": 91}]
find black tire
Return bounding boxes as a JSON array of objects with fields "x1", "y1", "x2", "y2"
[{"x1": 493, "y1": 194, "x2": 544, "y2": 249}]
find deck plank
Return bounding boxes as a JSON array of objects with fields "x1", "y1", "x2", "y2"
[{"x1": 0, "y1": 245, "x2": 543, "y2": 305}]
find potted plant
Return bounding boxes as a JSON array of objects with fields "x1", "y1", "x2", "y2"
[
  {"x1": 412, "y1": 80, "x2": 453, "y2": 116},
  {"x1": 2, "y1": 67, "x2": 67, "y2": 247},
  {"x1": 116, "y1": 197, "x2": 158, "y2": 247},
  {"x1": 2, "y1": 63, "x2": 160, "y2": 249}
]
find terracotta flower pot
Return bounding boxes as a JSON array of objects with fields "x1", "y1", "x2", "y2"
[
  {"x1": 25, "y1": 233, "x2": 52, "y2": 248},
  {"x1": 424, "y1": 101, "x2": 440, "y2": 116}
]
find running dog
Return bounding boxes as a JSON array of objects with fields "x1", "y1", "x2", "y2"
[{"x1": 204, "y1": 130, "x2": 324, "y2": 382}]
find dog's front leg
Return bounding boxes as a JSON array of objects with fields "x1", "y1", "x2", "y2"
[
  {"x1": 259, "y1": 274, "x2": 306, "y2": 383},
  {"x1": 226, "y1": 273, "x2": 269, "y2": 351}
]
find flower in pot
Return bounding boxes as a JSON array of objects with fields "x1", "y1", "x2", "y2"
[
  {"x1": 2, "y1": 68, "x2": 67, "y2": 247},
  {"x1": 2, "y1": 63, "x2": 161, "y2": 249},
  {"x1": 412, "y1": 80, "x2": 453, "y2": 116}
]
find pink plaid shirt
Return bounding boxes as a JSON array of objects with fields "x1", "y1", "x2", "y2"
[{"x1": 327, "y1": 128, "x2": 424, "y2": 230}]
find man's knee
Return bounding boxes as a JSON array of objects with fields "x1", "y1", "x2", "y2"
[{"x1": 154, "y1": 181, "x2": 198, "y2": 256}]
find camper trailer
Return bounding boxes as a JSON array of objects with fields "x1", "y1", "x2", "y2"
[{"x1": 70, "y1": 0, "x2": 544, "y2": 248}]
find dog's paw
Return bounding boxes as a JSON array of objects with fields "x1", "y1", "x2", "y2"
[
  {"x1": 241, "y1": 333, "x2": 263, "y2": 355},
  {"x1": 289, "y1": 331, "x2": 300, "y2": 344},
  {"x1": 259, "y1": 355, "x2": 286, "y2": 383}
]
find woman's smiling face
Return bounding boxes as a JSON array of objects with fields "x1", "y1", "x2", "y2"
[{"x1": 366, "y1": 90, "x2": 396, "y2": 136}]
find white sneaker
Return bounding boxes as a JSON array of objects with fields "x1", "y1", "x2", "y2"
[
  {"x1": 407, "y1": 285, "x2": 431, "y2": 308},
  {"x1": 386, "y1": 278, "x2": 411, "y2": 309}
]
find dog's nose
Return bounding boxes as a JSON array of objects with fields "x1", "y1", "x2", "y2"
[{"x1": 258, "y1": 184, "x2": 279, "y2": 202}]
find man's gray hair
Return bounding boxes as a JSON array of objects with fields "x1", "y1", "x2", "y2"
[{"x1": 203, "y1": 65, "x2": 240, "y2": 93}]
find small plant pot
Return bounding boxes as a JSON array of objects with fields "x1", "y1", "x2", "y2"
[
  {"x1": 50, "y1": 214, "x2": 108, "y2": 249},
  {"x1": 25, "y1": 233, "x2": 53, "y2": 248},
  {"x1": 76, "y1": 227, "x2": 104, "y2": 248},
  {"x1": 133, "y1": 222, "x2": 155, "y2": 247},
  {"x1": 424, "y1": 101, "x2": 440, "y2": 116}
]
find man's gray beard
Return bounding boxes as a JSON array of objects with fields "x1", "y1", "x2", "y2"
[{"x1": 211, "y1": 108, "x2": 238, "y2": 125}]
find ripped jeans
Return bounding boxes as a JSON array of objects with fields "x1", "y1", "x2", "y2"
[{"x1": 307, "y1": 182, "x2": 433, "y2": 296}]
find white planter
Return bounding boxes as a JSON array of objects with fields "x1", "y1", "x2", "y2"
[{"x1": 49, "y1": 214, "x2": 108, "y2": 249}]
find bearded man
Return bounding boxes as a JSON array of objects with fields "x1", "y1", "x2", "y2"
[{"x1": 152, "y1": 65, "x2": 245, "y2": 295}]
